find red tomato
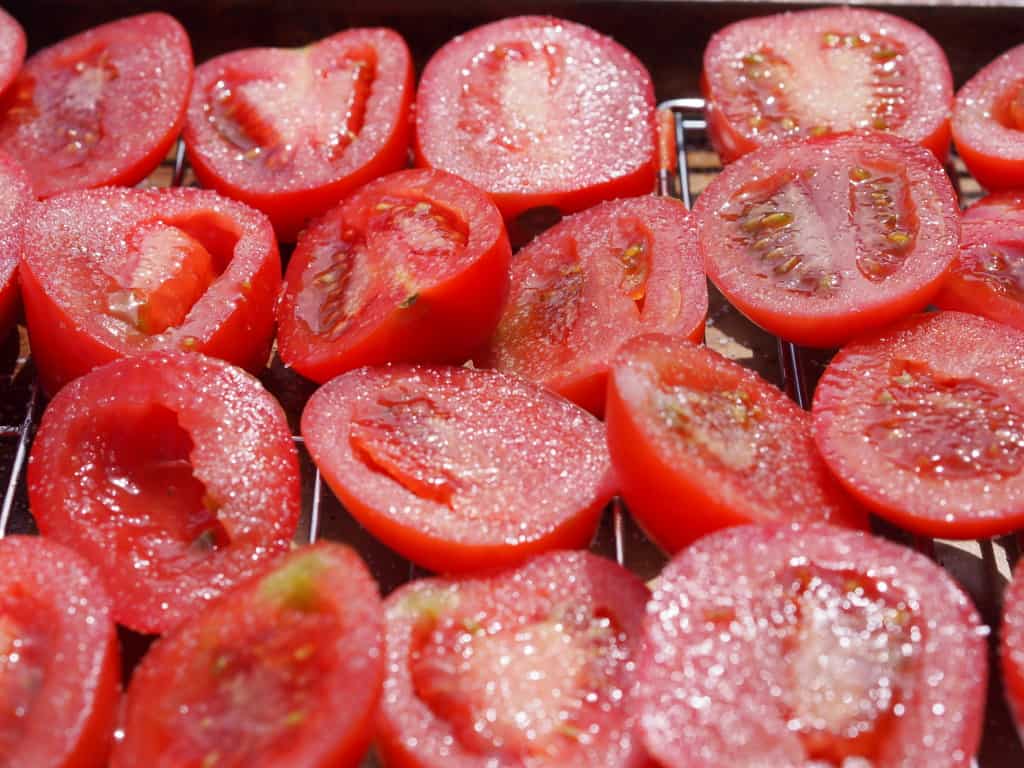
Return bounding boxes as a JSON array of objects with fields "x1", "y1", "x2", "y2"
[
  {"x1": 0, "y1": 13, "x2": 192, "y2": 198},
  {"x1": 113, "y1": 542, "x2": 384, "y2": 768},
  {"x1": 1003, "y1": 559, "x2": 1024, "y2": 745},
  {"x1": 935, "y1": 192, "x2": 1024, "y2": 330},
  {"x1": 184, "y1": 28, "x2": 413, "y2": 242},
  {"x1": 952, "y1": 43, "x2": 1024, "y2": 190},
  {"x1": 20, "y1": 186, "x2": 280, "y2": 395},
  {"x1": 694, "y1": 132, "x2": 959, "y2": 348},
  {"x1": 277, "y1": 169, "x2": 510, "y2": 384},
  {"x1": 0, "y1": 535, "x2": 120, "y2": 768},
  {"x1": 28, "y1": 351, "x2": 300, "y2": 635},
  {"x1": 301, "y1": 365, "x2": 615, "y2": 574},
  {"x1": 639, "y1": 523, "x2": 987, "y2": 768},
  {"x1": 415, "y1": 15, "x2": 657, "y2": 221},
  {"x1": 0, "y1": 7, "x2": 25, "y2": 99},
  {"x1": 701, "y1": 7, "x2": 953, "y2": 164},
  {"x1": 0, "y1": 151, "x2": 31, "y2": 339},
  {"x1": 377, "y1": 550, "x2": 649, "y2": 768},
  {"x1": 813, "y1": 311, "x2": 1024, "y2": 539},
  {"x1": 477, "y1": 195, "x2": 707, "y2": 416},
  {"x1": 605, "y1": 334, "x2": 866, "y2": 554}
]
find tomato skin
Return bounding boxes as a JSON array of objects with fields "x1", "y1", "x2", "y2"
[
  {"x1": 0, "y1": 13, "x2": 193, "y2": 198},
  {"x1": 0, "y1": 7, "x2": 25, "y2": 99},
  {"x1": 952, "y1": 43, "x2": 1024, "y2": 191},
  {"x1": 28, "y1": 351, "x2": 301, "y2": 635},
  {"x1": 1003, "y1": 559, "x2": 1024, "y2": 746},
  {"x1": 376, "y1": 550, "x2": 650, "y2": 768},
  {"x1": 478, "y1": 195, "x2": 707, "y2": 416},
  {"x1": 184, "y1": 28, "x2": 414, "y2": 242},
  {"x1": 415, "y1": 16, "x2": 657, "y2": 222},
  {"x1": 277, "y1": 168, "x2": 511, "y2": 384},
  {"x1": 695, "y1": 131, "x2": 960, "y2": 348},
  {"x1": 301, "y1": 364, "x2": 615, "y2": 574},
  {"x1": 605, "y1": 334, "x2": 866, "y2": 554},
  {"x1": 639, "y1": 523, "x2": 987, "y2": 768},
  {"x1": 0, "y1": 151, "x2": 31, "y2": 339},
  {"x1": 701, "y1": 7, "x2": 953, "y2": 164},
  {"x1": 0, "y1": 535, "x2": 120, "y2": 768},
  {"x1": 813, "y1": 310, "x2": 1024, "y2": 539},
  {"x1": 20, "y1": 186, "x2": 280, "y2": 396}
]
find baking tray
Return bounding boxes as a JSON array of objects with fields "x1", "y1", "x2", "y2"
[{"x1": 1, "y1": 2, "x2": 1023, "y2": 765}]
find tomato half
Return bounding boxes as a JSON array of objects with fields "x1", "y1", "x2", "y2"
[
  {"x1": 277, "y1": 169, "x2": 510, "y2": 384},
  {"x1": 113, "y1": 542, "x2": 384, "y2": 768},
  {"x1": 639, "y1": 523, "x2": 987, "y2": 768},
  {"x1": 0, "y1": 151, "x2": 31, "y2": 339},
  {"x1": 0, "y1": 535, "x2": 120, "y2": 768},
  {"x1": 415, "y1": 15, "x2": 657, "y2": 222},
  {"x1": 952, "y1": 43, "x2": 1024, "y2": 191},
  {"x1": 0, "y1": 7, "x2": 25, "y2": 99},
  {"x1": 1003, "y1": 559, "x2": 1024, "y2": 746},
  {"x1": 701, "y1": 7, "x2": 953, "y2": 164},
  {"x1": 935, "y1": 192, "x2": 1024, "y2": 330},
  {"x1": 28, "y1": 351, "x2": 300, "y2": 635},
  {"x1": 184, "y1": 28, "x2": 413, "y2": 242},
  {"x1": 377, "y1": 550, "x2": 649, "y2": 768},
  {"x1": 695, "y1": 132, "x2": 959, "y2": 348},
  {"x1": 478, "y1": 195, "x2": 707, "y2": 416},
  {"x1": 813, "y1": 311, "x2": 1024, "y2": 539},
  {"x1": 301, "y1": 364, "x2": 615, "y2": 574},
  {"x1": 0, "y1": 13, "x2": 192, "y2": 198},
  {"x1": 605, "y1": 334, "x2": 866, "y2": 554},
  {"x1": 20, "y1": 186, "x2": 280, "y2": 395}
]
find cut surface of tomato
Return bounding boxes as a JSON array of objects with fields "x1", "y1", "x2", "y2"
[
  {"x1": 0, "y1": 13, "x2": 192, "y2": 198},
  {"x1": 415, "y1": 15, "x2": 656, "y2": 221},
  {"x1": 813, "y1": 310, "x2": 1024, "y2": 539},
  {"x1": 952, "y1": 43, "x2": 1024, "y2": 191},
  {"x1": 639, "y1": 523, "x2": 987, "y2": 768},
  {"x1": 184, "y1": 27, "x2": 413, "y2": 241},
  {"x1": 701, "y1": 7, "x2": 952, "y2": 163},
  {"x1": 277, "y1": 168, "x2": 510, "y2": 384},
  {"x1": 478, "y1": 195, "x2": 707, "y2": 415},
  {"x1": 695, "y1": 131, "x2": 959, "y2": 348},
  {"x1": 606, "y1": 334, "x2": 865, "y2": 554},
  {"x1": 0, "y1": 535, "x2": 120, "y2": 768},
  {"x1": 0, "y1": 8, "x2": 25, "y2": 100},
  {"x1": 20, "y1": 186, "x2": 280, "y2": 395},
  {"x1": 378, "y1": 550, "x2": 649, "y2": 768},
  {"x1": 301, "y1": 364, "x2": 615, "y2": 573},
  {"x1": 113, "y1": 542, "x2": 384, "y2": 768},
  {"x1": 1004, "y1": 559, "x2": 1024, "y2": 745},
  {"x1": 28, "y1": 351, "x2": 300, "y2": 634},
  {"x1": 0, "y1": 151, "x2": 31, "y2": 339}
]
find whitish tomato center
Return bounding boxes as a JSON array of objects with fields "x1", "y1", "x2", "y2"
[
  {"x1": 0, "y1": 604, "x2": 50, "y2": 755},
  {"x1": 956, "y1": 241, "x2": 1024, "y2": 301}
]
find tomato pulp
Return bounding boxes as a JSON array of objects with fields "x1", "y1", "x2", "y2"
[{"x1": 0, "y1": 151, "x2": 31, "y2": 339}]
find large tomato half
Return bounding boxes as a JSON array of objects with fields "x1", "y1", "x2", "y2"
[
  {"x1": 0, "y1": 7, "x2": 25, "y2": 99},
  {"x1": 1003, "y1": 559, "x2": 1024, "y2": 746},
  {"x1": 0, "y1": 150, "x2": 31, "y2": 339}
]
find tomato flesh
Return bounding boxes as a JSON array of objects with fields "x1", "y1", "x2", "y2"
[
  {"x1": 378, "y1": 550, "x2": 649, "y2": 767},
  {"x1": 478, "y1": 195, "x2": 707, "y2": 415},
  {"x1": 639, "y1": 523, "x2": 987, "y2": 768},
  {"x1": 113, "y1": 543, "x2": 384, "y2": 768},
  {"x1": 301, "y1": 364, "x2": 615, "y2": 574},
  {"x1": 1003, "y1": 559, "x2": 1024, "y2": 745},
  {"x1": 702, "y1": 7, "x2": 952, "y2": 163},
  {"x1": 0, "y1": 151, "x2": 31, "y2": 339}
]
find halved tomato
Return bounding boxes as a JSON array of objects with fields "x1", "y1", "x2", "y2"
[
  {"x1": 277, "y1": 169, "x2": 510, "y2": 384},
  {"x1": 184, "y1": 28, "x2": 413, "y2": 241},
  {"x1": 113, "y1": 542, "x2": 384, "y2": 768},
  {"x1": 0, "y1": 8, "x2": 25, "y2": 99},
  {"x1": 701, "y1": 7, "x2": 953, "y2": 163},
  {"x1": 639, "y1": 523, "x2": 987, "y2": 767},
  {"x1": 20, "y1": 186, "x2": 280, "y2": 395},
  {"x1": 695, "y1": 131, "x2": 959, "y2": 348},
  {"x1": 606, "y1": 334, "x2": 865, "y2": 554},
  {"x1": 28, "y1": 351, "x2": 300, "y2": 635},
  {"x1": 301, "y1": 364, "x2": 615, "y2": 574},
  {"x1": 0, "y1": 535, "x2": 120, "y2": 768},
  {"x1": 0, "y1": 13, "x2": 192, "y2": 198},
  {"x1": 377, "y1": 550, "x2": 649, "y2": 768},
  {"x1": 935, "y1": 192, "x2": 1024, "y2": 330},
  {"x1": 477, "y1": 195, "x2": 707, "y2": 416},
  {"x1": 0, "y1": 151, "x2": 31, "y2": 339},
  {"x1": 415, "y1": 15, "x2": 657, "y2": 222},
  {"x1": 813, "y1": 310, "x2": 1024, "y2": 539},
  {"x1": 1003, "y1": 559, "x2": 1024, "y2": 745},
  {"x1": 952, "y1": 43, "x2": 1024, "y2": 191}
]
